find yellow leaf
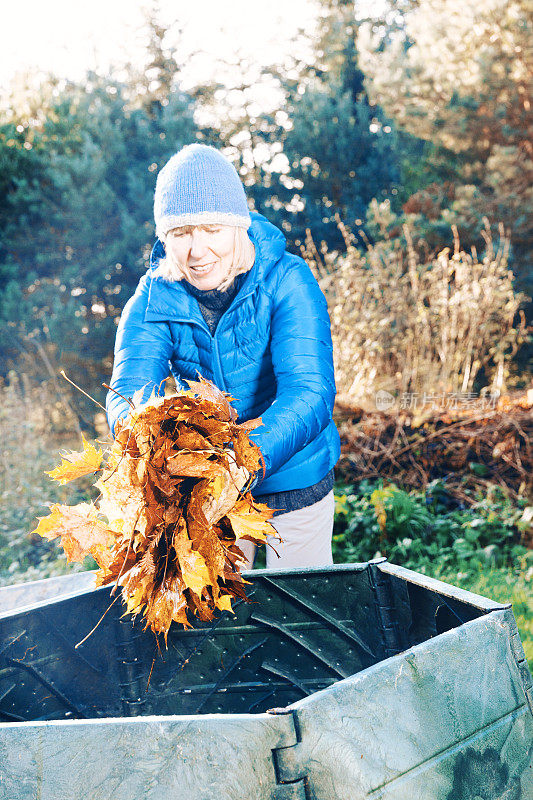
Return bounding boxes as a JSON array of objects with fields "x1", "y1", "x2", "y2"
[
  {"x1": 211, "y1": 474, "x2": 225, "y2": 497},
  {"x1": 45, "y1": 434, "x2": 103, "y2": 484},
  {"x1": 215, "y1": 593, "x2": 233, "y2": 612},
  {"x1": 32, "y1": 503, "x2": 114, "y2": 568},
  {"x1": 174, "y1": 527, "x2": 211, "y2": 597},
  {"x1": 226, "y1": 511, "x2": 274, "y2": 543},
  {"x1": 125, "y1": 586, "x2": 145, "y2": 615}
]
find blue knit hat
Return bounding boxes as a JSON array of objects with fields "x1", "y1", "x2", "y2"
[{"x1": 154, "y1": 143, "x2": 251, "y2": 239}]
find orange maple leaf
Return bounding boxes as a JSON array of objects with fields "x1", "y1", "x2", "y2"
[
  {"x1": 33, "y1": 503, "x2": 114, "y2": 569},
  {"x1": 226, "y1": 508, "x2": 276, "y2": 543},
  {"x1": 45, "y1": 434, "x2": 103, "y2": 484}
]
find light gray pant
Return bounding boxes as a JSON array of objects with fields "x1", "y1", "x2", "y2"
[{"x1": 240, "y1": 490, "x2": 335, "y2": 570}]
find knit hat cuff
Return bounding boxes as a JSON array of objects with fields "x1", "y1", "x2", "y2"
[{"x1": 157, "y1": 211, "x2": 251, "y2": 239}]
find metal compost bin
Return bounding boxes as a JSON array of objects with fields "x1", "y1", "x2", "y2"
[{"x1": 0, "y1": 559, "x2": 531, "y2": 800}]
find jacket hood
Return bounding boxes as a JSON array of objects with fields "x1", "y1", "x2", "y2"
[
  {"x1": 149, "y1": 210, "x2": 287, "y2": 286},
  {"x1": 144, "y1": 211, "x2": 288, "y2": 324}
]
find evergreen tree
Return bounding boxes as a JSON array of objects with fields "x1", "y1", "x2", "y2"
[
  {"x1": 260, "y1": 0, "x2": 401, "y2": 248},
  {"x1": 0, "y1": 71, "x2": 198, "y2": 389},
  {"x1": 358, "y1": 0, "x2": 533, "y2": 302}
]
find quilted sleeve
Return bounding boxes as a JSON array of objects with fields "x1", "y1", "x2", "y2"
[
  {"x1": 248, "y1": 257, "x2": 337, "y2": 480},
  {"x1": 105, "y1": 275, "x2": 174, "y2": 435}
]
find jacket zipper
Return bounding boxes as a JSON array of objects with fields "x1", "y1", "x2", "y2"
[
  {"x1": 163, "y1": 285, "x2": 257, "y2": 392},
  {"x1": 212, "y1": 333, "x2": 226, "y2": 391},
  {"x1": 209, "y1": 286, "x2": 255, "y2": 392}
]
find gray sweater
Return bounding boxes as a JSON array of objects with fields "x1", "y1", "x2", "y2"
[{"x1": 183, "y1": 276, "x2": 334, "y2": 516}]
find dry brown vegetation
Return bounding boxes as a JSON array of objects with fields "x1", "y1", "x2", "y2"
[
  {"x1": 0, "y1": 374, "x2": 92, "y2": 585},
  {"x1": 302, "y1": 212, "x2": 529, "y2": 406},
  {"x1": 334, "y1": 389, "x2": 533, "y2": 511}
]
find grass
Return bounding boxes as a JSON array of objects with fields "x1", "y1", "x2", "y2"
[{"x1": 436, "y1": 566, "x2": 532, "y2": 669}]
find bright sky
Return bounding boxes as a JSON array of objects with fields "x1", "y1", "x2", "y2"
[{"x1": 0, "y1": 0, "x2": 318, "y2": 92}]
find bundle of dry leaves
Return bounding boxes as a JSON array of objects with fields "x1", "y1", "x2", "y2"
[{"x1": 33, "y1": 377, "x2": 277, "y2": 641}]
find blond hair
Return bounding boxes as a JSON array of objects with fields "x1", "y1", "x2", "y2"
[{"x1": 153, "y1": 224, "x2": 255, "y2": 291}]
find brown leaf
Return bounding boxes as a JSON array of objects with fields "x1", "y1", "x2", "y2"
[
  {"x1": 147, "y1": 462, "x2": 182, "y2": 498},
  {"x1": 232, "y1": 427, "x2": 264, "y2": 474},
  {"x1": 166, "y1": 451, "x2": 226, "y2": 479},
  {"x1": 174, "y1": 424, "x2": 212, "y2": 450},
  {"x1": 185, "y1": 375, "x2": 238, "y2": 422},
  {"x1": 144, "y1": 584, "x2": 189, "y2": 642},
  {"x1": 95, "y1": 547, "x2": 137, "y2": 587}
]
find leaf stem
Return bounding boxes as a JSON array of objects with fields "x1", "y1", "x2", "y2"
[
  {"x1": 60, "y1": 370, "x2": 107, "y2": 412},
  {"x1": 75, "y1": 594, "x2": 120, "y2": 648}
]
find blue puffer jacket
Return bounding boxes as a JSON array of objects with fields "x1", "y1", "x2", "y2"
[{"x1": 106, "y1": 211, "x2": 341, "y2": 494}]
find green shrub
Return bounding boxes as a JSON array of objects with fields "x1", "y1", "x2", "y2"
[{"x1": 333, "y1": 477, "x2": 530, "y2": 575}]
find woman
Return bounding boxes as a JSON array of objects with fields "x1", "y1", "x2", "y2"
[{"x1": 106, "y1": 143, "x2": 341, "y2": 569}]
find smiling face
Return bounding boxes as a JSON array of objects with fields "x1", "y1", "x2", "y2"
[{"x1": 165, "y1": 224, "x2": 236, "y2": 290}]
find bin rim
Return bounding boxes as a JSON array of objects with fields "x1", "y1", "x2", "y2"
[
  {"x1": 375, "y1": 561, "x2": 509, "y2": 612},
  {"x1": 0, "y1": 558, "x2": 509, "y2": 620}
]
